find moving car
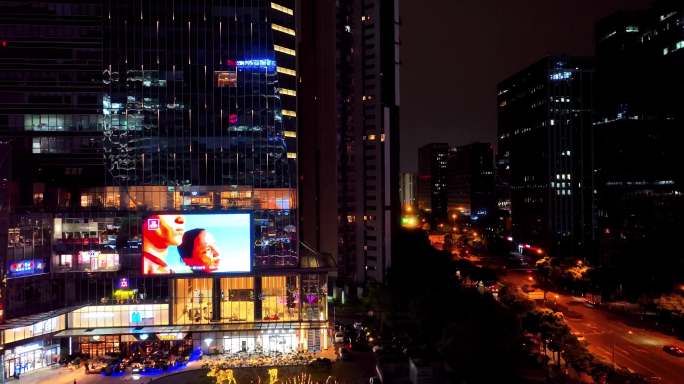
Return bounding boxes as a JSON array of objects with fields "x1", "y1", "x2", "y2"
[{"x1": 662, "y1": 345, "x2": 684, "y2": 357}]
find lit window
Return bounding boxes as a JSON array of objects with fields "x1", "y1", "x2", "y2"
[
  {"x1": 287, "y1": 152, "x2": 297, "y2": 159},
  {"x1": 277, "y1": 66, "x2": 296, "y2": 76},
  {"x1": 561, "y1": 174, "x2": 566, "y2": 180},
  {"x1": 270, "y1": 2, "x2": 293, "y2": 15},
  {"x1": 663, "y1": 47, "x2": 669, "y2": 55},
  {"x1": 272, "y1": 23, "x2": 295, "y2": 36},
  {"x1": 283, "y1": 130, "x2": 296, "y2": 138},
  {"x1": 550, "y1": 119, "x2": 555, "y2": 126},
  {"x1": 676, "y1": 41, "x2": 684, "y2": 50},
  {"x1": 274, "y1": 44, "x2": 296, "y2": 56},
  {"x1": 367, "y1": 134, "x2": 376, "y2": 141},
  {"x1": 281, "y1": 109, "x2": 296, "y2": 117},
  {"x1": 625, "y1": 26, "x2": 639, "y2": 33},
  {"x1": 279, "y1": 88, "x2": 296, "y2": 96},
  {"x1": 345, "y1": 25, "x2": 351, "y2": 33},
  {"x1": 215, "y1": 71, "x2": 237, "y2": 87}
]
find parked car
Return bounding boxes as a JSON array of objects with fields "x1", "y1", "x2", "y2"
[
  {"x1": 662, "y1": 345, "x2": 684, "y2": 357},
  {"x1": 369, "y1": 376, "x2": 382, "y2": 384},
  {"x1": 340, "y1": 348, "x2": 353, "y2": 361},
  {"x1": 335, "y1": 332, "x2": 345, "y2": 343}
]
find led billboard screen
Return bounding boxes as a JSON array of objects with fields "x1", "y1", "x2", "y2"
[{"x1": 142, "y1": 213, "x2": 251, "y2": 274}]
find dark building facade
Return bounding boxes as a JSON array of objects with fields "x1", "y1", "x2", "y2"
[
  {"x1": 497, "y1": 57, "x2": 594, "y2": 256},
  {"x1": 593, "y1": 1, "x2": 683, "y2": 290},
  {"x1": 0, "y1": 1, "x2": 332, "y2": 379},
  {"x1": 298, "y1": 0, "x2": 338, "y2": 279},
  {"x1": 417, "y1": 143, "x2": 449, "y2": 222},
  {"x1": 332, "y1": 0, "x2": 400, "y2": 287},
  {"x1": 447, "y1": 142, "x2": 495, "y2": 220}
]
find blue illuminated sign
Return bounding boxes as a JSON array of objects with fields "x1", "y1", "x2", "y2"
[
  {"x1": 131, "y1": 311, "x2": 154, "y2": 323},
  {"x1": 236, "y1": 59, "x2": 276, "y2": 70},
  {"x1": 550, "y1": 71, "x2": 572, "y2": 81},
  {"x1": 8, "y1": 259, "x2": 45, "y2": 277}
]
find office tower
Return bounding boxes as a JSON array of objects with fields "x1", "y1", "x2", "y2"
[
  {"x1": 0, "y1": 1, "x2": 331, "y2": 378},
  {"x1": 447, "y1": 142, "x2": 495, "y2": 220},
  {"x1": 593, "y1": 1, "x2": 683, "y2": 274},
  {"x1": 417, "y1": 143, "x2": 449, "y2": 221},
  {"x1": 497, "y1": 57, "x2": 593, "y2": 256}
]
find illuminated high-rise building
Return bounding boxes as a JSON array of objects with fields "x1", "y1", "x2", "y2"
[
  {"x1": 417, "y1": 143, "x2": 449, "y2": 221},
  {"x1": 593, "y1": 1, "x2": 683, "y2": 278},
  {"x1": 497, "y1": 56, "x2": 594, "y2": 257},
  {"x1": 0, "y1": 1, "x2": 331, "y2": 378}
]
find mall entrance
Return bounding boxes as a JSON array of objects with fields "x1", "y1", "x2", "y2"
[
  {"x1": 77, "y1": 334, "x2": 193, "y2": 359},
  {"x1": 220, "y1": 331, "x2": 298, "y2": 355}
]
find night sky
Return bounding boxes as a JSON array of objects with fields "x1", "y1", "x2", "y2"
[{"x1": 399, "y1": 0, "x2": 652, "y2": 172}]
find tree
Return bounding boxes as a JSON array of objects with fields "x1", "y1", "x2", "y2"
[{"x1": 499, "y1": 285, "x2": 534, "y2": 314}]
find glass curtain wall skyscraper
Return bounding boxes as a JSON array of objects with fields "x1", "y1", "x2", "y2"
[
  {"x1": 100, "y1": 0, "x2": 299, "y2": 267},
  {"x1": 0, "y1": 2, "x2": 335, "y2": 378}
]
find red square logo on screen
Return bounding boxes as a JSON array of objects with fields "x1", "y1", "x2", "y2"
[{"x1": 147, "y1": 218, "x2": 159, "y2": 230}]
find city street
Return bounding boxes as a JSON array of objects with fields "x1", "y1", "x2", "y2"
[{"x1": 502, "y1": 269, "x2": 684, "y2": 383}]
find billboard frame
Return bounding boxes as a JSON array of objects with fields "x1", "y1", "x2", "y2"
[{"x1": 141, "y1": 210, "x2": 254, "y2": 276}]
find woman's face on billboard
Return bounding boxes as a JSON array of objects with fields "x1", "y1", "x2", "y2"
[{"x1": 193, "y1": 230, "x2": 221, "y2": 269}]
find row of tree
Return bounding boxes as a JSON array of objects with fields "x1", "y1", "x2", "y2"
[{"x1": 498, "y1": 285, "x2": 648, "y2": 384}]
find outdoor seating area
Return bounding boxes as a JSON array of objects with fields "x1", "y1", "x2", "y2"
[{"x1": 60, "y1": 348, "x2": 200, "y2": 377}]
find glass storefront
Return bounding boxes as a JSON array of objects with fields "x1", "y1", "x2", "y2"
[
  {"x1": 173, "y1": 278, "x2": 213, "y2": 324},
  {"x1": 3, "y1": 343, "x2": 59, "y2": 379},
  {"x1": 261, "y1": 276, "x2": 299, "y2": 321},
  {"x1": 220, "y1": 277, "x2": 254, "y2": 322},
  {"x1": 302, "y1": 274, "x2": 328, "y2": 321},
  {"x1": 221, "y1": 332, "x2": 298, "y2": 354},
  {"x1": 78, "y1": 335, "x2": 120, "y2": 358},
  {"x1": 77, "y1": 335, "x2": 193, "y2": 358}
]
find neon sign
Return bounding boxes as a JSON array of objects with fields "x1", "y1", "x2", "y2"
[
  {"x1": 236, "y1": 59, "x2": 276, "y2": 70},
  {"x1": 8, "y1": 259, "x2": 45, "y2": 276}
]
